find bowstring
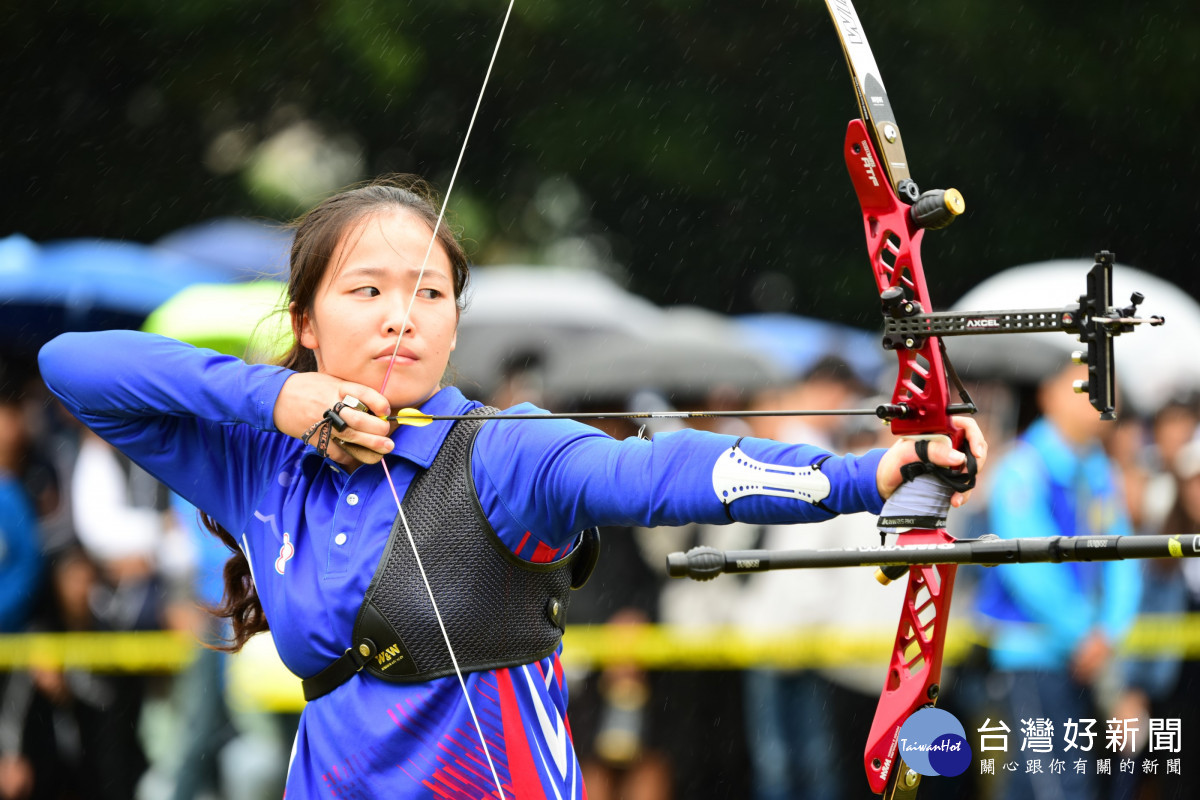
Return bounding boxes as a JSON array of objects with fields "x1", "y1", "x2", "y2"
[{"x1": 377, "y1": 3, "x2": 515, "y2": 798}]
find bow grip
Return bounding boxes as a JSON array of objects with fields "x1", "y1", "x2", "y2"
[{"x1": 876, "y1": 434, "x2": 974, "y2": 585}]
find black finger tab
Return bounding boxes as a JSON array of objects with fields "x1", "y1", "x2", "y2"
[{"x1": 325, "y1": 403, "x2": 350, "y2": 432}]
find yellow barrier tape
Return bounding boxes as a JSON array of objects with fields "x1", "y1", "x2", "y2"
[
  {"x1": 6, "y1": 615, "x2": 1200, "y2": 716},
  {"x1": 220, "y1": 626, "x2": 941, "y2": 715},
  {"x1": 1123, "y1": 612, "x2": 1200, "y2": 657},
  {"x1": 558, "y1": 624, "x2": 974, "y2": 670},
  {"x1": 0, "y1": 631, "x2": 196, "y2": 671},
  {"x1": 222, "y1": 618, "x2": 1200, "y2": 714}
]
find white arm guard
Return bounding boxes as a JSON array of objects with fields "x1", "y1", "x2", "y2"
[{"x1": 711, "y1": 445, "x2": 831, "y2": 506}]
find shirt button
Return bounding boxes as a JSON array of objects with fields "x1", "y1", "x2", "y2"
[
  {"x1": 347, "y1": 493, "x2": 359, "y2": 506},
  {"x1": 335, "y1": 533, "x2": 348, "y2": 546}
]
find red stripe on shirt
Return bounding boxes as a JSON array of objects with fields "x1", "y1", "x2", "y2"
[{"x1": 530, "y1": 541, "x2": 560, "y2": 563}]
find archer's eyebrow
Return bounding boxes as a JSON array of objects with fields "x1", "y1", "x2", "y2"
[{"x1": 340, "y1": 264, "x2": 452, "y2": 283}]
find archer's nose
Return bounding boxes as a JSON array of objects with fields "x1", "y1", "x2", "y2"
[{"x1": 384, "y1": 298, "x2": 415, "y2": 337}]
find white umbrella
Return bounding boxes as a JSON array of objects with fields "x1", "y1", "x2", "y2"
[
  {"x1": 451, "y1": 265, "x2": 664, "y2": 396},
  {"x1": 948, "y1": 260, "x2": 1200, "y2": 414}
]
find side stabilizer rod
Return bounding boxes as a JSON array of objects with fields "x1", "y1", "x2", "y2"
[{"x1": 666, "y1": 533, "x2": 1200, "y2": 581}]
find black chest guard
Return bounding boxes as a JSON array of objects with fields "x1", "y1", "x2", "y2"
[{"x1": 301, "y1": 407, "x2": 599, "y2": 701}]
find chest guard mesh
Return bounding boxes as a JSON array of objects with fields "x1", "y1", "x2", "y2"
[{"x1": 301, "y1": 407, "x2": 599, "y2": 700}]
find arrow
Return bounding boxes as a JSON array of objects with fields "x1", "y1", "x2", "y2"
[{"x1": 384, "y1": 405, "x2": 900, "y2": 428}]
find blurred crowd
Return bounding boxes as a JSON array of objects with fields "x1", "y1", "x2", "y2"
[{"x1": 2, "y1": 333, "x2": 1200, "y2": 800}]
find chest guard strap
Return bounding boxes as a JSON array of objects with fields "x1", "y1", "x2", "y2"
[{"x1": 302, "y1": 407, "x2": 599, "y2": 701}]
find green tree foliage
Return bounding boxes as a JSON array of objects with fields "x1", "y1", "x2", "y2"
[{"x1": 4, "y1": 0, "x2": 1197, "y2": 322}]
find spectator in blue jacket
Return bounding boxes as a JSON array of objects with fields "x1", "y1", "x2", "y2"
[
  {"x1": 975, "y1": 358, "x2": 1142, "y2": 800},
  {"x1": 0, "y1": 390, "x2": 42, "y2": 632},
  {"x1": 0, "y1": 382, "x2": 44, "y2": 800}
]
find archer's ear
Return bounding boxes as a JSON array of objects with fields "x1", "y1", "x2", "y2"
[{"x1": 292, "y1": 301, "x2": 317, "y2": 351}]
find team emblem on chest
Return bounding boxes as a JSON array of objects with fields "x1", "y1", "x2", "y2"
[{"x1": 275, "y1": 532, "x2": 295, "y2": 574}]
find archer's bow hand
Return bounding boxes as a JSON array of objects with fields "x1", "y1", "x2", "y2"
[{"x1": 876, "y1": 416, "x2": 988, "y2": 507}]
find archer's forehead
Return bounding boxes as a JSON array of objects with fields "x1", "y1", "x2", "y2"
[{"x1": 325, "y1": 210, "x2": 452, "y2": 284}]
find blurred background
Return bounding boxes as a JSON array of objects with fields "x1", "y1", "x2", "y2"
[
  {"x1": 2, "y1": 1, "x2": 1200, "y2": 799},
  {"x1": 4, "y1": 0, "x2": 1198, "y2": 321}
]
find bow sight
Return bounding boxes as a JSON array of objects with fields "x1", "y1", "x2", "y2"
[{"x1": 880, "y1": 250, "x2": 1164, "y2": 422}]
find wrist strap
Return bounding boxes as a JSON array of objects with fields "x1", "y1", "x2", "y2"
[{"x1": 898, "y1": 438, "x2": 977, "y2": 493}]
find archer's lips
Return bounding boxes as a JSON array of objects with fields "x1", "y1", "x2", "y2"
[{"x1": 375, "y1": 347, "x2": 418, "y2": 362}]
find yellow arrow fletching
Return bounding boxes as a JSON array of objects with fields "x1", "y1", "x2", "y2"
[{"x1": 390, "y1": 408, "x2": 434, "y2": 427}]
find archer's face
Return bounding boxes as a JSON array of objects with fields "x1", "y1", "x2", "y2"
[{"x1": 298, "y1": 209, "x2": 458, "y2": 410}]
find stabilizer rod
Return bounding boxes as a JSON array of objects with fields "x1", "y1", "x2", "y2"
[{"x1": 666, "y1": 533, "x2": 1200, "y2": 581}]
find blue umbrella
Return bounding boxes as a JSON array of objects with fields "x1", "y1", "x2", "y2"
[
  {"x1": 734, "y1": 313, "x2": 886, "y2": 387},
  {"x1": 0, "y1": 234, "x2": 220, "y2": 356},
  {"x1": 156, "y1": 217, "x2": 293, "y2": 281}
]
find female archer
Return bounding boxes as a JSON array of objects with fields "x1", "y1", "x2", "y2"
[{"x1": 38, "y1": 175, "x2": 986, "y2": 799}]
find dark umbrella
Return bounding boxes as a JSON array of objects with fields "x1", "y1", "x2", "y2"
[
  {"x1": 539, "y1": 307, "x2": 788, "y2": 405},
  {"x1": 451, "y1": 265, "x2": 663, "y2": 397}
]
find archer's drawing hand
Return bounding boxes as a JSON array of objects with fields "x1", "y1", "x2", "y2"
[
  {"x1": 275, "y1": 372, "x2": 395, "y2": 467},
  {"x1": 876, "y1": 416, "x2": 988, "y2": 506}
]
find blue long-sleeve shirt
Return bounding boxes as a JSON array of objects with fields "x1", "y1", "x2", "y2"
[
  {"x1": 974, "y1": 418, "x2": 1142, "y2": 671},
  {"x1": 40, "y1": 330, "x2": 885, "y2": 799}
]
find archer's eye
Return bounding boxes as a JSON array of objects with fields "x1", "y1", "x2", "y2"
[{"x1": 417, "y1": 287, "x2": 444, "y2": 300}]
